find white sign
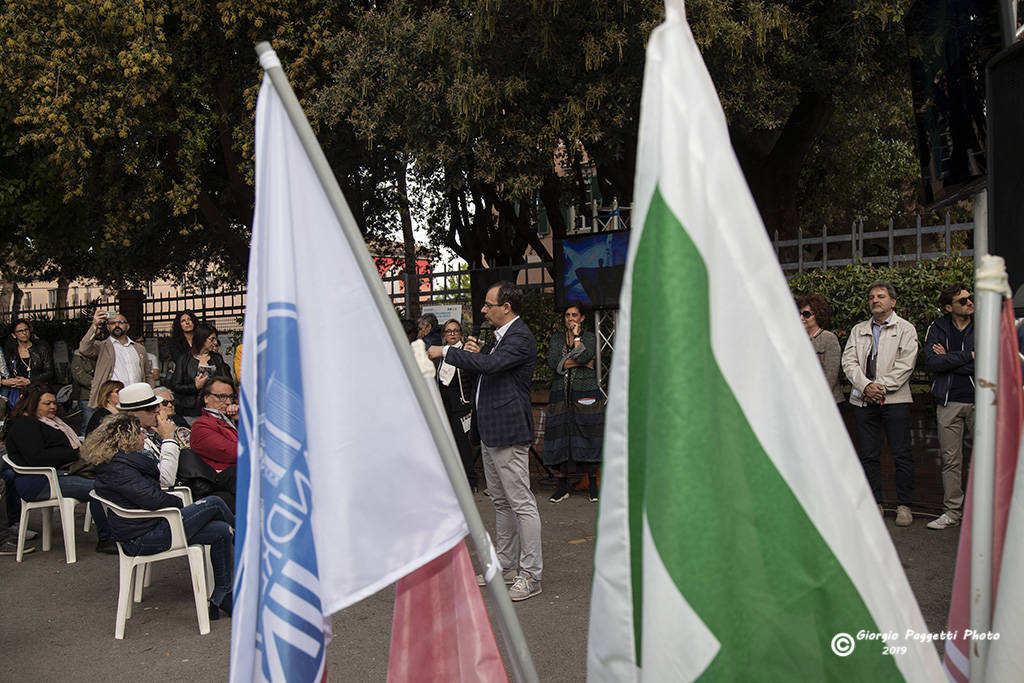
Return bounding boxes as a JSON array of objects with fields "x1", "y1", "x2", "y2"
[{"x1": 422, "y1": 304, "x2": 463, "y2": 326}]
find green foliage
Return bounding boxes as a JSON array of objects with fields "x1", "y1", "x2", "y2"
[
  {"x1": 788, "y1": 257, "x2": 974, "y2": 375},
  {"x1": 520, "y1": 290, "x2": 562, "y2": 386}
]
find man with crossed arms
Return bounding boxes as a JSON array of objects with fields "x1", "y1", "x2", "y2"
[{"x1": 428, "y1": 281, "x2": 542, "y2": 601}]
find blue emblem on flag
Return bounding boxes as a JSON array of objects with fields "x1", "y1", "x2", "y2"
[{"x1": 237, "y1": 301, "x2": 325, "y2": 682}]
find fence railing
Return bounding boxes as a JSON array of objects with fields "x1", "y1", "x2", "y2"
[
  {"x1": 144, "y1": 290, "x2": 247, "y2": 334},
  {"x1": 773, "y1": 214, "x2": 974, "y2": 275},
  {"x1": 382, "y1": 261, "x2": 554, "y2": 310},
  {"x1": 0, "y1": 290, "x2": 248, "y2": 336}
]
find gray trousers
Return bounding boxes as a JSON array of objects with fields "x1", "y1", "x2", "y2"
[
  {"x1": 936, "y1": 401, "x2": 974, "y2": 521},
  {"x1": 481, "y1": 441, "x2": 543, "y2": 581}
]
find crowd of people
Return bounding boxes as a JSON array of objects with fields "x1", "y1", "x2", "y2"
[
  {"x1": 0, "y1": 276, "x2": 991, "y2": 623},
  {"x1": 0, "y1": 284, "x2": 614, "y2": 613},
  {"x1": 800, "y1": 281, "x2": 976, "y2": 530},
  {"x1": 0, "y1": 309, "x2": 238, "y2": 618}
]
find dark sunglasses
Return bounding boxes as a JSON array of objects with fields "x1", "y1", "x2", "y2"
[
  {"x1": 954, "y1": 296, "x2": 973, "y2": 306},
  {"x1": 800, "y1": 310, "x2": 814, "y2": 319},
  {"x1": 210, "y1": 392, "x2": 236, "y2": 400}
]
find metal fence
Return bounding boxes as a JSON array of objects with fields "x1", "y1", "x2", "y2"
[
  {"x1": 144, "y1": 290, "x2": 247, "y2": 334},
  {"x1": 382, "y1": 261, "x2": 555, "y2": 313},
  {"x1": 773, "y1": 214, "x2": 974, "y2": 275},
  {"x1": 0, "y1": 289, "x2": 248, "y2": 336}
]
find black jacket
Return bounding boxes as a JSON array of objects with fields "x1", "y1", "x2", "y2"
[
  {"x1": 5, "y1": 417, "x2": 80, "y2": 499},
  {"x1": 94, "y1": 450, "x2": 183, "y2": 541},
  {"x1": 168, "y1": 352, "x2": 232, "y2": 417},
  {"x1": 5, "y1": 341, "x2": 54, "y2": 384},
  {"x1": 924, "y1": 314, "x2": 975, "y2": 406},
  {"x1": 438, "y1": 362, "x2": 477, "y2": 419}
]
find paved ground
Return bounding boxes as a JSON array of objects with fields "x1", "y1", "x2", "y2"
[{"x1": 0, "y1": 485, "x2": 958, "y2": 681}]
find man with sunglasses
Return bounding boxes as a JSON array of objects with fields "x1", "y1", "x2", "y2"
[
  {"x1": 79, "y1": 310, "x2": 152, "y2": 409},
  {"x1": 923, "y1": 283, "x2": 975, "y2": 530},
  {"x1": 842, "y1": 281, "x2": 920, "y2": 526}
]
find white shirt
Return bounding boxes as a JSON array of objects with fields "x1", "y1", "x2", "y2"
[{"x1": 109, "y1": 337, "x2": 143, "y2": 385}]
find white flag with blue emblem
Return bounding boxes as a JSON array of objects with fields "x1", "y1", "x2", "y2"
[{"x1": 230, "y1": 67, "x2": 468, "y2": 683}]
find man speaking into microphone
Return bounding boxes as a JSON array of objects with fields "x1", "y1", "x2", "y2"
[{"x1": 427, "y1": 281, "x2": 543, "y2": 601}]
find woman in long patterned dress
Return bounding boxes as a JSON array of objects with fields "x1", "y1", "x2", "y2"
[{"x1": 543, "y1": 303, "x2": 604, "y2": 502}]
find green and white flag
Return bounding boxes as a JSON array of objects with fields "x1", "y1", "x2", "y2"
[{"x1": 587, "y1": 2, "x2": 944, "y2": 681}]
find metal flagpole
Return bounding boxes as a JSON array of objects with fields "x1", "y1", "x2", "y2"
[
  {"x1": 970, "y1": 191, "x2": 999, "y2": 681},
  {"x1": 254, "y1": 43, "x2": 539, "y2": 683}
]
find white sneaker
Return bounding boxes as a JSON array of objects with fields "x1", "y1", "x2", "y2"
[
  {"x1": 509, "y1": 575, "x2": 542, "y2": 602},
  {"x1": 477, "y1": 569, "x2": 517, "y2": 587},
  {"x1": 926, "y1": 512, "x2": 959, "y2": 530},
  {"x1": 895, "y1": 505, "x2": 913, "y2": 527}
]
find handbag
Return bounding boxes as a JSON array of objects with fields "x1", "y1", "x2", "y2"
[{"x1": 175, "y1": 448, "x2": 220, "y2": 499}]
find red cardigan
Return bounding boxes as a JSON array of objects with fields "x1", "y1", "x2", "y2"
[{"x1": 189, "y1": 410, "x2": 239, "y2": 472}]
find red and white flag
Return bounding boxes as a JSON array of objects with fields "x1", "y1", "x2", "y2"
[
  {"x1": 388, "y1": 541, "x2": 508, "y2": 683},
  {"x1": 942, "y1": 299, "x2": 1023, "y2": 682}
]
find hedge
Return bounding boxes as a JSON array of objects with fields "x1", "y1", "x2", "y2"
[{"x1": 788, "y1": 257, "x2": 974, "y2": 378}]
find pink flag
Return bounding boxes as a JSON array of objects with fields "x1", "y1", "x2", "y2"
[
  {"x1": 387, "y1": 540, "x2": 508, "y2": 683},
  {"x1": 942, "y1": 300, "x2": 1024, "y2": 682}
]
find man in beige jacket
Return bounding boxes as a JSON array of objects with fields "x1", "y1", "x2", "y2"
[
  {"x1": 78, "y1": 310, "x2": 152, "y2": 408},
  {"x1": 841, "y1": 282, "x2": 919, "y2": 526}
]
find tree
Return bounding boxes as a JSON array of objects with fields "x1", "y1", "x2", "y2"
[
  {"x1": 2, "y1": 0, "x2": 923, "y2": 288},
  {"x1": 318, "y1": 0, "x2": 921, "y2": 271},
  {"x1": 0, "y1": 1, "x2": 392, "y2": 287}
]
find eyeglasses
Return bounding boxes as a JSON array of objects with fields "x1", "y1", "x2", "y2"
[
  {"x1": 800, "y1": 311, "x2": 814, "y2": 319},
  {"x1": 106, "y1": 320, "x2": 127, "y2": 326},
  {"x1": 443, "y1": 329, "x2": 461, "y2": 335},
  {"x1": 210, "y1": 392, "x2": 235, "y2": 400},
  {"x1": 482, "y1": 301, "x2": 502, "y2": 309},
  {"x1": 954, "y1": 296, "x2": 974, "y2": 306}
]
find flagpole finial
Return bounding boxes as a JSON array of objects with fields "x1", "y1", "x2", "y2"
[{"x1": 665, "y1": 0, "x2": 686, "y2": 21}]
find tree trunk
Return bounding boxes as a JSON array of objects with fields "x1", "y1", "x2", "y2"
[
  {"x1": 396, "y1": 158, "x2": 419, "y2": 319},
  {"x1": 733, "y1": 90, "x2": 834, "y2": 241}
]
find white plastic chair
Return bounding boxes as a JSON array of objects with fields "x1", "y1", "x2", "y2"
[
  {"x1": 90, "y1": 490, "x2": 210, "y2": 639},
  {"x1": 3, "y1": 454, "x2": 85, "y2": 564},
  {"x1": 133, "y1": 487, "x2": 213, "y2": 604}
]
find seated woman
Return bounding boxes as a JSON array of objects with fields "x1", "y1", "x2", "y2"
[
  {"x1": 84, "y1": 413, "x2": 235, "y2": 619},
  {"x1": 4, "y1": 384, "x2": 114, "y2": 553},
  {"x1": 84, "y1": 380, "x2": 124, "y2": 436},
  {"x1": 168, "y1": 324, "x2": 231, "y2": 421}
]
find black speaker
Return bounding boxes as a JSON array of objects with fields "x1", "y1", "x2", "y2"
[
  {"x1": 987, "y1": 40, "x2": 1024, "y2": 302},
  {"x1": 905, "y1": 0, "x2": 1003, "y2": 207}
]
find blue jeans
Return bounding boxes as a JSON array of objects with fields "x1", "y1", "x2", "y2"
[
  {"x1": 34, "y1": 475, "x2": 110, "y2": 541},
  {"x1": 123, "y1": 496, "x2": 234, "y2": 595},
  {"x1": 78, "y1": 400, "x2": 95, "y2": 437}
]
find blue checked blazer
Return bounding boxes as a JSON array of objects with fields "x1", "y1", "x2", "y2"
[{"x1": 443, "y1": 317, "x2": 536, "y2": 447}]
